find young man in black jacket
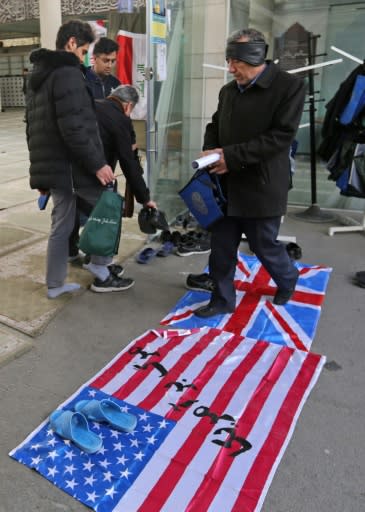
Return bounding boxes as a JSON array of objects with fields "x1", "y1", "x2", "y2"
[
  {"x1": 85, "y1": 37, "x2": 121, "y2": 99},
  {"x1": 193, "y1": 28, "x2": 306, "y2": 317},
  {"x1": 27, "y1": 20, "x2": 134, "y2": 297}
]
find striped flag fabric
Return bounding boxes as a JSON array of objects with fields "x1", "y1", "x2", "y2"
[
  {"x1": 161, "y1": 254, "x2": 332, "y2": 351},
  {"x1": 116, "y1": 29, "x2": 147, "y2": 120},
  {"x1": 10, "y1": 328, "x2": 325, "y2": 512}
]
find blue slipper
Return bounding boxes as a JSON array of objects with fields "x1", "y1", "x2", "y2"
[
  {"x1": 49, "y1": 409, "x2": 102, "y2": 454},
  {"x1": 136, "y1": 247, "x2": 157, "y2": 264},
  {"x1": 74, "y1": 399, "x2": 137, "y2": 433},
  {"x1": 157, "y1": 241, "x2": 175, "y2": 257}
]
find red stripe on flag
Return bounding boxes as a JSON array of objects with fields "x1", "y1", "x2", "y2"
[
  {"x1": 137, "y1": 341, "x2": 270, "y2": 511},
  {"x1": 160, "y1": 308, "x2": 194, "y2": 325},
  {"x1": 90, "y1": 330, "x2": 157, "y2": 389},
  {"x1": 266, "y1": 301, "x2": 309, "y2": 352},
  {"x1": 112, "y1": 333, "x2": 189, "y2": 400},
  {"x1": 232, "y1": 351, "x2": 322, "y2": 512},
  {"x1": 224, "y1": 265, "x2": 272, "y2": 334},
  {"x1": 138, "y1": 329, "x2": 220, "y2": 410},
  {"x1": 165, "y1": 332, "x2": 251, "y2": 423},
  {"x1": 291, "y1": 290, "x2": 324, "y2": 306},
  {"x1": 185, "y1": 346, "x2": 294, "y2": 511},
  {"x1": 116, "y1": 34, "x2": 133, "y2": 84}
]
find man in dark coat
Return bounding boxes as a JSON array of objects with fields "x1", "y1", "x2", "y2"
[
  {"x1": 85, "y1": 37, "x2": 121, "y2": 99},
  {"x1": 68, "y1": 85, "x2": 157, "y2": 263},
  {"x1": 27, "y1": 20, "x2": 134, "y2": 297},
  {"x1": 194, "y1": 28, "x2": 306, "y2": 318}
]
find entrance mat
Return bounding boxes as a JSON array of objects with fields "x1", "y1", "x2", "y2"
[
  {"x1": 0, "y1": 222, "x2": 46, "y2": 257},
  {"x1": 10, "y1": 328, "x2": 326, "y2": 512},
  {"x1": 161, "y1": 254, "x2": 332, "y2": 351},
  {"x1": 0, "y1": 229, "x2": 146, "y2": 338}
]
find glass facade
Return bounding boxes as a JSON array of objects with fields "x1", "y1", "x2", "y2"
[
  {"x1": 149, "y1": 0, "x2": 365, "y2": 218},
  {"x1": 1, "y1": 0, "x2": 364, "y2": 217}
]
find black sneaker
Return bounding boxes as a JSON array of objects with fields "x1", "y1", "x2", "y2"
[
  {"x1": 176, "y1": 240, "x2": 211, "y2": 257},
  {"x1": 90, "y1": 274, "x2": 135, "y2": 293},
  {"x1": 186, "y1": 273, "x2": 215, "y2": 292},
  {"x1": 108, "y1": 264, "x2": 124, "y2": 277}
]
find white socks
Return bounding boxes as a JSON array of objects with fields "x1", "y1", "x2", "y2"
[
  {"x1": 82, "y1": 262, "x2": 109, "y2": 282},
  {"x1": 47, "y1": 283, "x2": 81, "y2": 299}
]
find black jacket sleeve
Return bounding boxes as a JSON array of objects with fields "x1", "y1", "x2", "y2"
[{"x1": 51, "y1": 67, "x2": 106, "y2": 173}]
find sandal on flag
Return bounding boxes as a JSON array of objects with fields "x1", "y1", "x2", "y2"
[
  {"x1": 74, "y1": 399, "x2": 137, "y2": 432},
  {"x1": 49, "y1": 409, "x2": 102, "y2": 454}
]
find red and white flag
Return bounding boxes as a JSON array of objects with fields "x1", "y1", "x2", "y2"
[
  {"x1": 88, "y1": 327, "x2": 325, "y2": 511},
  {"x1": 11, "y1": 328, "x2": 325, "y2": 511},
  {"x1": 116, "y1": 29, "x2": 147, "y2": 119}
]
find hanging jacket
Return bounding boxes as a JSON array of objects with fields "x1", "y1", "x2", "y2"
[{"x1": 318, "y1": 63, "x2": 365, "y2": 161}]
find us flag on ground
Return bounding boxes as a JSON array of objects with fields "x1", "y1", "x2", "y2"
[
  {"x1": 161, "y1": 254, "x2": 332, "y2": 351},
  {"x1": 11, "y1": 328, "x2": 325, "y2": 511}
]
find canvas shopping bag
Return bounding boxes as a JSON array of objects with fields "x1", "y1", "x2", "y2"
[
  {"x1": 179, "y1": 169, "x2": 226, "y2": 229},
  {"x1": 78, "y1": 190, "x2": 124, "y2": 257}
]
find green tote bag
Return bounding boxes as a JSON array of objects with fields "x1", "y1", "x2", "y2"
[{"x1": 78, "y1": 190, "x2": 124, "y2": 257}]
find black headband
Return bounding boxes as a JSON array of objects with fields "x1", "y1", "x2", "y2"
[{"x1": 225, "y1": 41, "x2": 268, "y2": 66}]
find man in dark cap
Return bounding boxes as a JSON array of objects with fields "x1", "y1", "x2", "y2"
[{"x1": 193, "y1": 28, "x2": 306, "y2": 317}]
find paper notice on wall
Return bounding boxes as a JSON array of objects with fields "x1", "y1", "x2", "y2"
[
  {"x1": 152, "y1": 0, "x2": 167, "y2": 43},
  {"x1": 156, "y1": 43, "x2": 167, "y2": 81}
]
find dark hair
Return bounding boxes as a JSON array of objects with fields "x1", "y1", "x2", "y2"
[
  {"x1": 227, "y1": 28, "x2": 266, "y2": 45},
  {"x1": 55, "y1": 20, "x2": 94, "y2": 50},
  {"x1": 93, "y1": 37, "x2": 119, "y2": 56}
]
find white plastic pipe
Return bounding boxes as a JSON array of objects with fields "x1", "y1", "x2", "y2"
[{"x1": 192, "y1": 153, "x2": 220, "y2": 170}]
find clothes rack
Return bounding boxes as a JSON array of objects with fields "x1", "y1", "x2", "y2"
[{"x1": 326, "y1": 47, "x2": 365, "y2": 236}]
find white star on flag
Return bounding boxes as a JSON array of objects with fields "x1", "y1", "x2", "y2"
[
  {"x1": 47, "y1": 466, "x2": 59, "y2": 477},
  {"x1": 64, "y1": 450, "x2": 76, "y2": 460},
  {"x1": 86, "y1": 491, "x2": 99, "y2": 503},
  {"x1": 65, "y1": 478, "x2": 78, "y2": 490},
  {"x1": 83, "y1": 460, "x2": 94, "y2": 471},
  {"x1": 64, "y1": 464, "x2": 76, "y2": 475},
  {"x1": 103, "y1": 470, "x2": 113, "y2": 482},
  {"x1": 116, "y1": 454, "x2": 129, "y2": 465},
  {"x1": 84, "y1": 474, "x2": 97, "y2": 486}
]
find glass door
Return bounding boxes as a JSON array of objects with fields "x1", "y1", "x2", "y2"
[{"x1": 146, "y1": 0, "x2": 185, "y2": 219}]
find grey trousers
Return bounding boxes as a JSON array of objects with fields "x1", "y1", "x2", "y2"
[{"x1": 47, "y1": 187, "x2": 112, "y2": 288}]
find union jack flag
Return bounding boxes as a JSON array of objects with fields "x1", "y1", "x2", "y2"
[
  {"x1": 161, "y1": 254, "x2": 332, "y2": 351},
  {"x1": 10, "y1": 328, "x2": 325, "y2": 512}
]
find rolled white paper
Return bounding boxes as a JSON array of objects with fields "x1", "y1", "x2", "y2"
[{"x1": 191, "y1": 153, "x2": 220, "y2": 170}]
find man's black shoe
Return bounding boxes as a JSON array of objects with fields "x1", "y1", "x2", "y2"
[
  {"x1": 355, "y1": 270, "x2": 365, "y2": 280},
  {"x1": 194, "y1": 304, "x2": 234, "y2": 318},
  {"x1": 186, "y1": 273, "x2": 215, "y2": 292},
  {"x1": 273, "y1": 288, "x2": 295, "y2": 305},
  {"x1": 353, "y1": 276, "x2": 365, "y2": 288}
]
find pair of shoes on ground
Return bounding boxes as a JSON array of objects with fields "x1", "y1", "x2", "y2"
[
  {"x1": 176, "y1": 231, "x2": 211, "y2": 256},
  {"x1": 186, "y1": 273, "x2": 215, "y2": 292},
  {"x1": 353, "y1": 270, "x2": 365, "y2": 288},
  {"x1": 90, "y1": 265, "x2": 134, "y2": 293},
  {"x1": 49, "y1": 399, "x2": 138, "y2": 454},
  {"x1": 136, "y1": 241, "x2": 175, "y2": 264}
]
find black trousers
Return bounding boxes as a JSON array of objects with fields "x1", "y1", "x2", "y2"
[{"x1": 208, "y1": 216, "x2": 298, "y2": 309}]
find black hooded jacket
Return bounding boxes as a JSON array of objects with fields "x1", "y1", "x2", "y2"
[{"x1": 26, "y1": 48, "x2": 106, "y2": 191}]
